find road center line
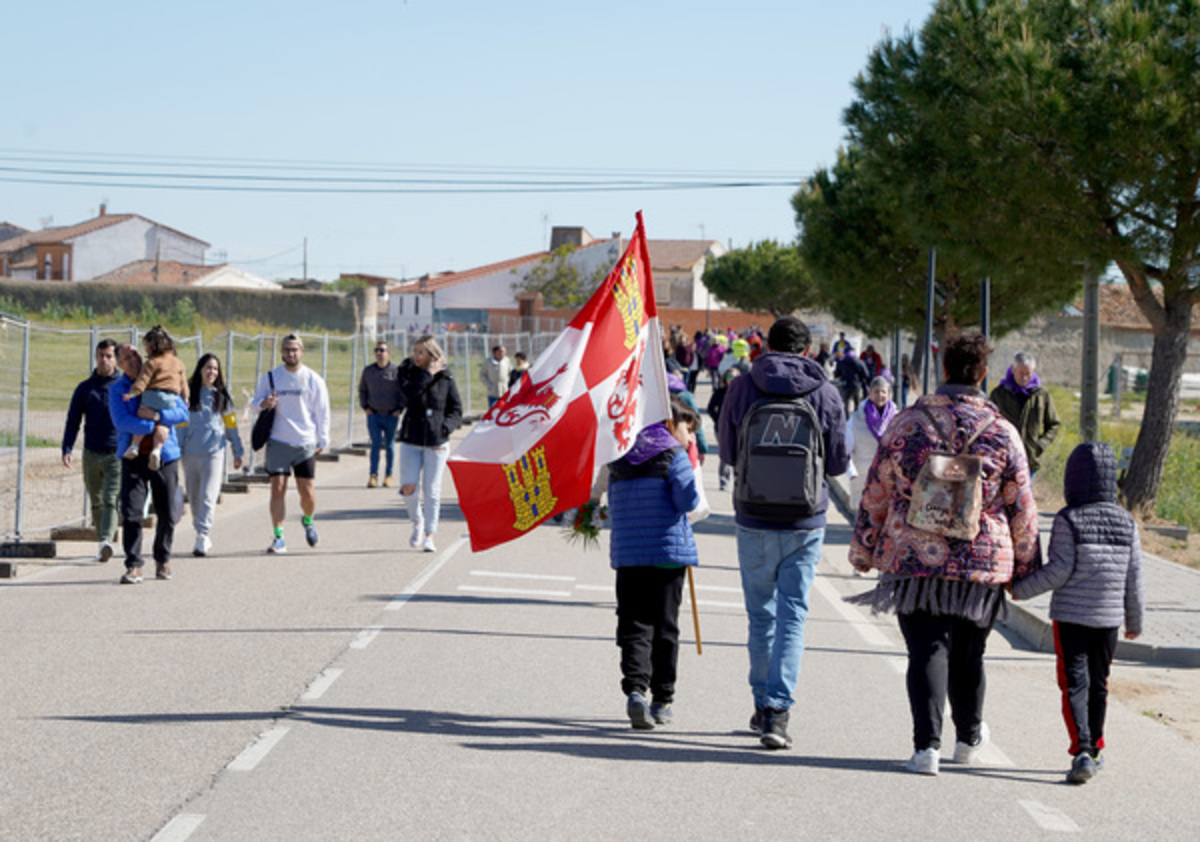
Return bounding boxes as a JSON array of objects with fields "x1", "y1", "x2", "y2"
[
  {"x1": 299, "y1": 668, "x2": 344, "y2": 702},
  {"x1": 1019, "y1": 800, "x2": 1080, "y2": 832},
  {"x1": 149, "y1": 813, "x2": 206, "y2": 842},
  {"x1": 385, "y1": 535, "x2": 468, "y2": 611},
  {"x1": 813, "y1": 575, "x2": 893, "y2": 647},
  {"x1": 457, "y1": 585, "x2": 572, "y2": 598},
  {"x1": 226, "y1": 726, "x2": 290, "y2": 772},
  {"x1": 350, "y1": 626, "x2": 383, "y2": 649}
]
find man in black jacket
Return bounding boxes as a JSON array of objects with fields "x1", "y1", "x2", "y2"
[{"x1": 61, "y1": 339, "x2": 121, "y2": 562}]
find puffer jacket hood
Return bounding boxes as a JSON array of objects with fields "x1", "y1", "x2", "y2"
[
  {"x1": 1063, "y1": 441, "x2": 1118, "y2": 506},
  {"x1": 749, "y1": 351, "x2": 828, "y2": 397}
]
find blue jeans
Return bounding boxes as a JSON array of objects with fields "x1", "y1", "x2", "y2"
[
  {"x1": 399, "y1": 442, "x2": 450, "y2": 534},
  {"x1": 737, "y1": 525, "x2": 824, "y2": 711},
  {"x1": 366, "y1": 412, "x2": 399, "y2": 476}
]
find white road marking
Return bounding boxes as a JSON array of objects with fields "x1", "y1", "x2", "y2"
[
  {"x1": 888, "y1": 656, "x2": 907, "y2": 674},
  {"x1": 574, "y1": 584, "x2": 614, "y2": 593},
  {"x1": 457, "y1": 585, "x2": 572, "y2": 598},
  {"x1": 813, "y1": 575, "x2": 893, "y2": 647},
  {"x1": 349, "y1": 626, "x2": 383, "y2": 649},
  {"x1": 299, "y1": 668, "x2": 343, "y2": 702},
  {"x1": 976, "y1": 739, "x2": 1015, "y2": 768},
  {"x1": 1019, "y1": 800, "x2": 1080, "y2": 832},
  {"x1": 150, "y1": 814, "x2": 206, "y2": 842},
  {"x1": 385, "y1": 536, "x2": 468, "y2": 611},
  {"x1": 226, "y1": 726, "x2": 290, "y2": 772},
  {"x1": 470, "y1": 570, "x2": 575, "y2": 582},
  {"x1": 684, "y1": 599, "x2": 746, "y2": 610},
  {"x1": 574, "y1": 583, "x2": 742, "y2": 594}
]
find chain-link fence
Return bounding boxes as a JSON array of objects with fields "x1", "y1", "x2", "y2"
[{"x1": 0, "y1": 318, "x2": 561, "y2": 542}]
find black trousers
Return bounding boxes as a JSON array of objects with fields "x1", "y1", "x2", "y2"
[
  {"x1": 120, "y1": 456, "x2": 179, "y2": 569},
  {"x1": 1054, "y1": 620, "x2": 1118, "y2": 757},
  {"x1": 615, "y1": 566, "x2": 686, "y2": 703},
  {"x1": 898, "y1": 610, "x2": 993, "y2": 751}
]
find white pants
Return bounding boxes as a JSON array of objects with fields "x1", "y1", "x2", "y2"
[{"x1": 399, "y1": 442, "x2": 449, "y2": 534}]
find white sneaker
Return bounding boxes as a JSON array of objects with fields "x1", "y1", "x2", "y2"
[
  {"x1": 409, "y1": 521, "x2": 424, "y2": 548},
  {"x1": 906, "y1": 747, "x2": 939, "y2": 776},
  {"x1": 953, "y1": 721, "x2": 990, "y2": 764},
  {"x1": 95, "y1": 541, "x2": 114, "y2": 563},
  {"x1": 193, "y1": 534, "x2": 212, "y2": 557},
  {"x1": 422, "y1": 534, "x2": 436, "y2": 553}
]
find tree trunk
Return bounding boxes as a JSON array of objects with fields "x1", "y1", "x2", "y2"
[{"x1": 1121, "y1": 292, "x2": 1194, "y2": 517}]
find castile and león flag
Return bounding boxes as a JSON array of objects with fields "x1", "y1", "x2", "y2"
[{"x1": 448, "y1": 211, "x2": 670, "y2": 552}]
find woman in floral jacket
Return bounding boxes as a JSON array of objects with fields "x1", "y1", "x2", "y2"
[{"x1": 848, "y1": 333, "x2": 1041, "y2": 777}]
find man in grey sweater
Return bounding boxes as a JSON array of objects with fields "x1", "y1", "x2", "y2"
[{"x1": 1014, "y1": 441, "x2": 1144, "y2": 784}]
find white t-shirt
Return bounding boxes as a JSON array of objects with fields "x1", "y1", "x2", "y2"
[{"x1": 252, "y1": 364, "x2": 330, "y2": 449}]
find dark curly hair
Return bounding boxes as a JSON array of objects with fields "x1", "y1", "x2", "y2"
[
  {"x1": 141, "y1": 325, "x2": 175, "y2": 358},
  {"x1": 942, "y1": 332, "x2": 993, "y2": 386}
]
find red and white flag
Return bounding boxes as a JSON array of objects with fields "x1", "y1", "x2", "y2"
[{"x1": 448, "y1": 212, "x2": 670, "y2": 552}]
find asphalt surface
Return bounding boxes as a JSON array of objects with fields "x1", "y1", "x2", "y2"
[{"x1": 2, "y1": 414, "x2": 1199, "y2": 841}]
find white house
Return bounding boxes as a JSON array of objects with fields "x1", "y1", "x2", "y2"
[{"x1": 0, "y1": 207, "x2": 208, "y2": 281}]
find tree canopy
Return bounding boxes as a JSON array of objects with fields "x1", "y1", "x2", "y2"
[
  {"x1": 833, "y1": 0, "x2": 1200, "y2": 514},
  {"x1": 700, "y1": 240, "x2": 819, "y2": 318},
  {"x1": 511, "y1": 245, "x2": 612, "y2": 309}
]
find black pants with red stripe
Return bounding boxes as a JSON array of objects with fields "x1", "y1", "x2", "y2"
[{"x1": 1054, "y1": 620, "x2": 1119, "y2": 757}]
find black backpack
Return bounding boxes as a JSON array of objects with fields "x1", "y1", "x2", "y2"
[{"x1": 734, "y1": 388, "x2": 825, "y2": 521}]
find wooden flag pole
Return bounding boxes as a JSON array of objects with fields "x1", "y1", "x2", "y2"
[{"x1": 687, "y1": 566, "x2": 702, "y2": 654}]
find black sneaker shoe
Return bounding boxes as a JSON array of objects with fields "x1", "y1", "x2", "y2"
[
  {"x1": 749, "y1": 706, "x2": 767, "y2": 734},
  {"x1": 626, "y1": 690, "x2": 654, "y2": 730},
  {"x1": 760, "y1": 707, "x2": 792, "y2": 750},
  {"x1": 1067, "y1": 751, "x2": 1097, "y2": 784},
  {"x1": 650, "y1": 701, "x2": 673, "y2": 725}
]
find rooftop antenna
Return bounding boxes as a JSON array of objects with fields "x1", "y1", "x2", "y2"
[{"x1": 39, "y1": 215, "x2": 53, "y2": 229}]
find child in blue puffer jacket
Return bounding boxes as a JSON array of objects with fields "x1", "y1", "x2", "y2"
[{"x1": 607, "y1": 396, "x2": 700, "y2": 730}]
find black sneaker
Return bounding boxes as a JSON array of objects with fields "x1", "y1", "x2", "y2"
[
  {"x1": 1067, "y1": 751, "x2": 1097, "y2": 784},
  {"x1": 626, "y1": 690, "x2": 654, "y2": 730},
  {"x1": 760, "y1": 707, "x2": 792, "y2": 750},
  {"x1": 749, "y1": 706, "x2": 767, "y2": 734}
]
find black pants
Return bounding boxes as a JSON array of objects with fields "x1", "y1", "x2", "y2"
[
  {"x1": 615, "y1": 566, "x2": 686, "y2": 703},
  {"x1": 898, "y1": 610, "x2": 993, "y2": 751},
  {"x1": 120, "y1": 456, "x2": 179, "y2": 569},
  {"x1": 1054, "y1": 621, "x2": 1118, "y2": 757}
]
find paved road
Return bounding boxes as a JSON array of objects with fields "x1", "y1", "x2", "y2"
[{"x1": 2, "y1": 434, "x2": 1199, "y2": 841}]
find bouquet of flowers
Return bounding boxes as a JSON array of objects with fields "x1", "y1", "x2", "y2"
[{"x1": 563, "y1": 500, "x2": 609, "y2": 551}]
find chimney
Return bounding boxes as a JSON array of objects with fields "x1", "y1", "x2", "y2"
[{"x1": 99, "y1": 203, "x2": 107, "y2": 217}]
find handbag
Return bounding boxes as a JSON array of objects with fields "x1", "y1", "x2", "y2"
[
  {"x1": 251, "y1": 371, "x2": 276, "y2": 451},
  {"x1": 906, "y1": 407, "x2": 995, "y2": 541}
]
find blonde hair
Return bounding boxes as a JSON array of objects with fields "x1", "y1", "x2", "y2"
[{"x1": 414, "y1": 335, "x2": 444, "y2": 362}]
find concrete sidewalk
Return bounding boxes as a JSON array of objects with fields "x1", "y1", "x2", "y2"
[{"x1": 826, "y1": 476, "x2": 1200, "y2": 668}]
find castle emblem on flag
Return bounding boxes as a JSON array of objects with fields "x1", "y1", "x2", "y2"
[
  {"x1": 611, "y1": 256, "x2": 643, "y2": 350},
  {"x1": 504, "y1": 446, "x2": 559, "y2": 531}
]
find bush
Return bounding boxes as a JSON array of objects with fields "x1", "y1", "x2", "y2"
[
  {"x1": 0, "y1": 295, "x2": 26, "y2": 318},
  {"x1": 168, "y1": 296, "x2": 199, "y2": 331}
]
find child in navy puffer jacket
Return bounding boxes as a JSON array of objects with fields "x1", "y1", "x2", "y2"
[
  {"x1": 607, "y1": 397, "x2": 700, "y2": 730},
  {"x1": 1014, "y1": 441, "x2": 1144, "y2": 784}
]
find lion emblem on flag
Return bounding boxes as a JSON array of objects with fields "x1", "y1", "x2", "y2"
[
  {"x1": 607, "y1": 348, "x2": 643, "y2": 448},
  {"x1": 487, "y1": 363, "x2": 569, "y2": 427}
]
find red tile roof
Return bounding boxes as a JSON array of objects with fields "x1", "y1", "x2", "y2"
[
  {"x1": 90, "y1": 260, "x2": 220, "y2": 286},
  {"x1": 0, "y1": 213, "x2": 209, "y2": 254},
  {"x1": 646, "y1": 240, "x2": 721, "y2": 271}
]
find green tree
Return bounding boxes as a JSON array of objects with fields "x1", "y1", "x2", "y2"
[
  {"x1": 843, "y1": 0, "x2": 1200, "y2": 516},
  {"x1": 512, "y1": 245, "x2": 612, "y2": 309},
  {"x1": 700, "y1": 240, "x2": 819, "y2": 318}
]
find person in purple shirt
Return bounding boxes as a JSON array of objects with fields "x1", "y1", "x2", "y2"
[{"x1": 718, "y1": 316, "x2": 850, "y2": 750}]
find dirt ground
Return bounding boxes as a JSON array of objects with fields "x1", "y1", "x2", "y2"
[{"x1": 1110, "y1": 672, "x2": 1200, "y2": 745}]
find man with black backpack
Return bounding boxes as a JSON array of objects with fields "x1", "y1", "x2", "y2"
[{"x1": 718, "y1": 315, "x2": 849, "y2": 750}]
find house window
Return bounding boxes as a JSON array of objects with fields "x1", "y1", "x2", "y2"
[
  {"x1": 398, "y1": 297, "x2": 404, "y2": 315},
  {"x1": 415, "y1": 297, "x2": 420, "y2": 315}
]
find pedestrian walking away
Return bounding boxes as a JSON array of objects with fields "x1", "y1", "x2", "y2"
[
  {"x1": 179, "y1": 353, "x2": 245, "y2": 557},
  {"x1": 398, "y1": 335, "x2": 462, "y2": 554},
  {"x1": 120, "y1": 325, "x2": 188, "y2": 472},
  {"x1": 251, "y1": 334, "x2": 331, "y2": 554},
  {"x1": 109, "y1": 343, "x2": 189, "y2": 584},
  {"x1": 1013, "y1": 441, "x2": 1144, "y2": 785},
  {"x1": 359, "y1": 340, "x2": 402, "y2": 488},
  {"x1": 718, "y1": 315, "x2": 850, "y2": 750},
  {"x1": 848, "y1": 333, "x2": 1042, "y2": 777},
  {"x1": 607, "y1": 397, "x2": 701, "y2": 730},
  {"x1": 989, "y1": 350, "x2": 1061, "y2": 477},
  {"x1": 62, "y1": 338, "x2": 122, "y2": 562}
]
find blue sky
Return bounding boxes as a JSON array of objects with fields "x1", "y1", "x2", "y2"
[{"x1": 3, "y1": 1, "x2": 935, "y2": 281}]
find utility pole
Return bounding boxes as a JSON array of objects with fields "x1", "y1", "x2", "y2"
[
  {"x1": 923, "y1": 248, "x2": 936, "y2": 394},
  {"x1": 1081, "y1": 268, "x2": 1100, "y2": 441},
  {"x1": 980, "y1": 276, "x2": 991, "y2": 393}
]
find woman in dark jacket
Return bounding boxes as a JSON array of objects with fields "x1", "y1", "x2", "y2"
[{"x1": 397, "y1": 335, "x2": 462, "y2": 553}]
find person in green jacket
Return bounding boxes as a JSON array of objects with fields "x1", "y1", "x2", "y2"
[{"x1": 989, "y1": 351, "x2": 1061, "y2": 476}]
